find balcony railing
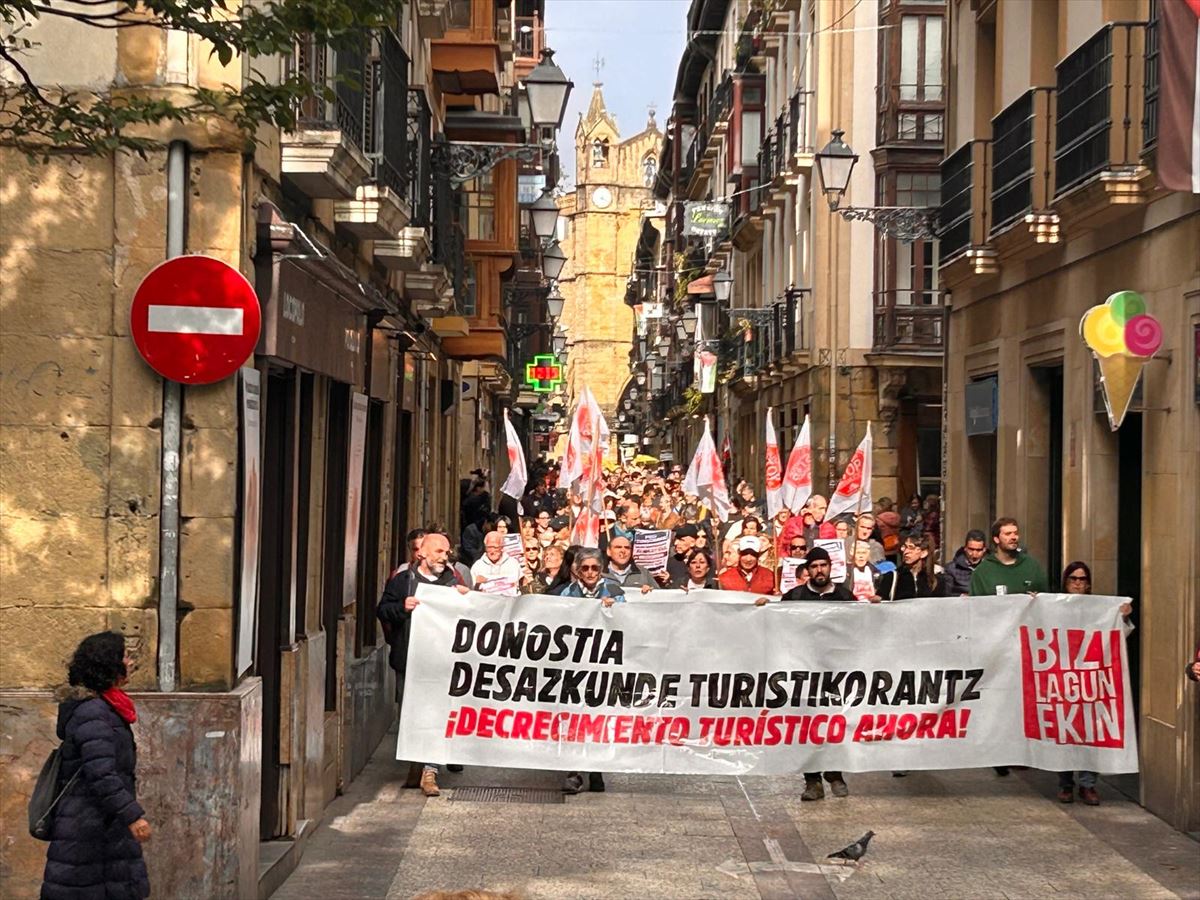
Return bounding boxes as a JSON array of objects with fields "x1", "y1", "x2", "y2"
[
  {"x1": 291, "y1": 35, "x2": 365, "y2": 153},
  {"x1": 430, "y1": 155, "x2": 465, "y2": 307},
  {"x1": 1142, "y1": 1, "x2": 1160, "y2": 150},
  {"x1": 788, "y1": 89, "x2": 814, "y2": 155},
  {"x1": 334, "y1": 35, "x2": 367, "y2": 149},
  {"x1": 363, "y1": 31, "x2": 410, "y2": 198},
  {"x1": 406, "y1": 88, "x2": 434, "y2": 224},
  {"x1": 990, "y1": 90, "x2": 1034, "y2": 231},
  {"x1": 873, "y1": 292, "x2": 944, "y2": 352},
  {"x1": 939, "y1": 141, "x2": 982, "y2": 260},
  {"x1": 1054, "y1": 22, "x2": 1147, "y2": 195},
  {"x1": 684, "y1": 73, "x2": 733, "y2": 183}
]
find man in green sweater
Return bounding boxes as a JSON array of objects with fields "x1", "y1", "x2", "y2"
[{"x1": 969, "y1": 517, "x2": 1049, "y2": 596}]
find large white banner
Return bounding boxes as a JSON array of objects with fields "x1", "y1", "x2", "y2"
[{"x1": 397, "y1": 587, "x2": 1137, "y2": 775}]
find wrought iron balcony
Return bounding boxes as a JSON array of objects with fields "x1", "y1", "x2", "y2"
[
  {"x1": 990, "y1": 90, "x2": 1035, "y2": 232},
  {"x1": 406, "y1": 88, "x2": 434, "y2": 224},
  {"x1": 1054, "y1": 22, "x2": 1148, "y2": 195},
  {"x1": 363, "y1": 31, "x2": 410, "y2": 199},
  {"x1": 939, "y1": 140, "x2": 990, "y2": 262},
  {"x1": 684, "y1": 73, "x2": 733, "y2": 187},
  {"x1": 872, "y1": 291, "x2": 945, "y2": 353}
]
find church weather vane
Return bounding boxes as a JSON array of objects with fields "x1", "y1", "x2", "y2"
[{"x1": 592, "y1": 53, "x2": 605, "y2": 84}]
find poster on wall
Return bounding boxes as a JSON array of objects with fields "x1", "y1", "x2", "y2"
[
  {"x1": 343, "y1": 392, "x2": 370, "y2": 607},
  {"x1": 235, "y1": 367, "x2": 262, "y2": 677}
]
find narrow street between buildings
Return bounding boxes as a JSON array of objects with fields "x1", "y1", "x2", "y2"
[{"x1": 274, "y1": 728, "x2": 1199, "y2": 900}]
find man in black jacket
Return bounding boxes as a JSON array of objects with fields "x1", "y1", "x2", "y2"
[
  {"x1": 770, "y1": 547, "x2": 853, "y2": 799},
  {"x1": 943, "y1": 529, "x2": 987, "y2": 595},
  {"x1": 777, "y1": 546, "x2": 855, "y2": 603},
  {"x1": 377, "y1": 532, "x2": 467, "y2": 797}
]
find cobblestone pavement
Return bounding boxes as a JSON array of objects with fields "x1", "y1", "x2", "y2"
[{"x1": 274, "y1": 732, "x2": 1199, "y2": 900}]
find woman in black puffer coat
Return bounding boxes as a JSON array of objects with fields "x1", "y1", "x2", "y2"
[{"x1": 41, "y1": 631, "x2": 151, "y2": 900}]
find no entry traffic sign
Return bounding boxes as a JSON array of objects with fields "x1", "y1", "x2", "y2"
[{"x1": 130, "y1": 255, "x2": 261, "y2": 384}]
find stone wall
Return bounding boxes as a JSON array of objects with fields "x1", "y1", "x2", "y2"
[{"x1": 0, "y1": 147, "x2": 245, "y2": 692}]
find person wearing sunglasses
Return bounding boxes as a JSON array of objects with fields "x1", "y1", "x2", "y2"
[
  {"x1": 557, "y1": 548, "x2": 626, "y2": 604},
  {"x1": 1054, "y1": 561, "x2": 1132, "y2": 806},
  {"x1": 559, "y1": 548, "x2": 623, "y2": 795}
]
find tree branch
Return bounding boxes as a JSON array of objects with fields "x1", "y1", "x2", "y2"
[{"x1": 0, "y1": 42, "x2": 49, "y2": 104}]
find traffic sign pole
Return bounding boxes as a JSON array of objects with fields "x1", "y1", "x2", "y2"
[{"x1": 158, "y1": 140, "x2": 187, "y2": 693}]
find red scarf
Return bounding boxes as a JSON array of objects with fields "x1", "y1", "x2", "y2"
[{"x1": 102, "y1": 688, "x2": 137, "y2": 724}]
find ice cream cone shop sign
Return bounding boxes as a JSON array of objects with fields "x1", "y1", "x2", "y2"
[{"x1": 1080, "y1": 291, "x2": 1163, "y2": 431}]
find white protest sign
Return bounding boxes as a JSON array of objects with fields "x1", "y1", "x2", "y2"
[
  {"x1": 503, "y1": 532, "x2": 524, "y2": 562},
  {"x1": 398, "y1": 588, "x2": 1137, "y2": 775},
  {"x1": 632, "y1": 529, "x2": 672, "y2": 573},
  {"x1": 778, "y1": 557, "x2": 805, "y2": 594},
  {"x1": 815, "y1": 539, "x2": 847, "y2": 582}
]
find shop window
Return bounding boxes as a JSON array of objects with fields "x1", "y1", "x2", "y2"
[{"x1": 460, "y1": 173, "x2": 495, "y2": 241}]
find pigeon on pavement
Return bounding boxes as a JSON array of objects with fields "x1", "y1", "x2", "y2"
[{"x1": 828, "y1": 831, "x2": 875, "y2": 863}]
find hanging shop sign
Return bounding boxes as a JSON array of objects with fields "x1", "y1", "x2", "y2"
[
  {"x1": 524, "y1": 354, "x2": 563, "y2": 393},
  {"x1": 682, "y1": 201, "x2": 730, "y2": 237},
  {"x1": 1080, "y1": 291, "x2": 1163, "y2": 431},
  {"x1": 130, "y1": 255, "x2": 261, "y2": 384},
  {"x1": 964, "y1": 377, "x2": 998, "y2": 436},
  {"x1": 257, "y1": 260, "x2": 367, "y2": 388}
]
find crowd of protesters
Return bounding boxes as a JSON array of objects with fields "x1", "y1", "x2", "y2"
[{"x1": 377, "y1": 459, "x2": 1136, "y2": 804}]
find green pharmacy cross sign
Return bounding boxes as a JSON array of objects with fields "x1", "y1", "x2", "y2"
[{"x1": 524, "y1": 354, "x2": 563, "y2": 393}]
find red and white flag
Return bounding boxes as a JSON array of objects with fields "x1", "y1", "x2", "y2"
[
  {"x1": 1158, "y1": 0, "x2": 1200, "y2": 193},
  {"x1": 825, "y1": 422, "x2": 873, "y2": 521},
  {"x1": 562, "y1": 386, "x2": 609, "y2": 547},
  {"x1": 764, "y1": 407, "x2": 783, "y2": 519},
  {"x1": 781, "y1": 414, "x2": 812, "y2": 513},
  {"x1": 683, "y1": 417, "x2": 732, "y2": 522},
  {"x1": 500, "y1": 409, "x2": 528, "y2": 502}
]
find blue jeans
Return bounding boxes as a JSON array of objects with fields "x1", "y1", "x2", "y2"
[{"x1": 1058, "y1": 770, "x2": 1097, "y2": 789}]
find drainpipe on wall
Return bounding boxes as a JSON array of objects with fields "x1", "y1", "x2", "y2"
[{"x1": 157, "y1": 140, "x2": 188, "y2": 692}]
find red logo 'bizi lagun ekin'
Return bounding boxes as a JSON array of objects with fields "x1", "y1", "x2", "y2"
[{"x1": 1019, "y1": 626, "x2": 1125, "y2": 748}]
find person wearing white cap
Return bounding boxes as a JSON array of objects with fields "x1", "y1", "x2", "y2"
[{"x1": 717, "y1": 535, "x2": 776, "y2": 594}]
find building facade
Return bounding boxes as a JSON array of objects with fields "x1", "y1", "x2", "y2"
[
  {"x1": 556, "y1": 84, "x2": 663, "y2": 421},
  {"x1": 939, "y1": 0, "x2": 1198, "y2": 831},
  {"x1": 644, "y1": 0, "x2": 945, "y2": 504},
  {"x1": 0, "y1": 0, "x2": 560, "y2": 894}
]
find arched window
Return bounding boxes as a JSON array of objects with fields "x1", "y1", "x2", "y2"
[
  {"x1": 591, "y1": 138, "x2": 609, "y2": 167},
  {"x1": 642, "y1": 154, "x2": 658, "y2": 186}
]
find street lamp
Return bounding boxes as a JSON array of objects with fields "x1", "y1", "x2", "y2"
[
  {"x1": 542, "y1": 241, "x2": 567, "y2": 281},
  {"x1": 674, "y1": 317, "x2": 688, "y2": 343},
  {"x1": 552, "y1": 329, "x2": 567, "y2": 355},
  {"x1": 814, "y1": 129, "x2": 858, "y2": 211},
  {"x1": 545, "y1": 282, "x2": 564, "y2": 319},
  {"x1": 712, "y1": 269, "x2": 733, "y2": 304},
  {"x1": 635, "y1": 372, "x2": 646, "y2": 387},
  {"x1": 681, "y1": 307, "x2": 698, "y2": 339},
  {"x1": 523, "y1": 49, "x2": 574, "y2": 130},
  {"x1": 814, "y1": 128, "x2": 938, "y2": 242},
  {"x1": 529, "y1": 188, "x2": 560, "y2": 241}
]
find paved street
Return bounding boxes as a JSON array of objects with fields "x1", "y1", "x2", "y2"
[{"x1": 274, "y1": 728, "x2": 1199, "y2": 900}]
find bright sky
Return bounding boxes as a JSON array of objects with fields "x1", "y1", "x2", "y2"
[{"x1": 546, "y1": 0, "x2": 690, "y2": 190}]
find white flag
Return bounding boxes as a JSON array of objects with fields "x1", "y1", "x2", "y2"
[
  {"x1": 781, "y1": 414, "x2": 813, "y2": 513},
  {"x1": 825, "y1": 422, "x2": 873, "y2": 521},
  {"x1": 562, "y1": 386, "x2": 609, "y2": 547},
  {"x1": 764, "y1": 407, "x2": 783, "y2": 519},
  {"x1": 500, "y1": 410, "x2": 528, "y2": 502},
  {"x1": 682, "y1": 418, "x2": 732, "y2": 522}
]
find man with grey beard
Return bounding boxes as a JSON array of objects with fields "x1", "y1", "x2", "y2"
[{"x1": 378, "y1": 532, "x2": 468, "y2": 797}]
